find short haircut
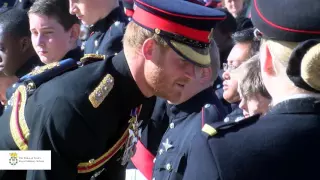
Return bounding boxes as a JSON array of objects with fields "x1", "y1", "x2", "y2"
[
  {"x1": 236, "y1": 17, "x2": 253, "y2": 31},
  {"x1": 232, "y1": 28, "x2": 260, "y2": 58},
  {"x1": 123, "y1": 21, "x2": 168, "y2": 50},
  {"x1": 28, "y1": 0, "x2": 79, "y2": 31},
  {"x1": 232, "y1": 54, "x2": 271, "y2": 99},
  {"x1": 0, "y1": 8, "x2": 30, "y2": 39}
]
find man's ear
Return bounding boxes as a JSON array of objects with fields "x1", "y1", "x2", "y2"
[
  {"x1": 260, "y1": 43, "x2": 276, "y2": 76},
  {"x1": 69, "y1": 23, "x2": 80, "y2": 44},
  {"x1": 20, "y1": 37, "x2": 31, "y2": 53},
  {"x1": 199, "y1": 67, "x2": 212, "y2": 84},
  {"x1": 141, "y1": 38, "x2": 155, "y2": 61}
]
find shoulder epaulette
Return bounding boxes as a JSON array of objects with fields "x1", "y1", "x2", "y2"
[
  {"x1": 88, "y1": 74, "x2": 114, "y2": 108},
  {"x1": 20, "y1": 58, "x2": 79, "y2": 91},
  {"x1": 201, "y1": 114, "x2": 260, "y2": 138},
  {"x1": 80, "y1": 54, "x2": 105, "y2": 65}
]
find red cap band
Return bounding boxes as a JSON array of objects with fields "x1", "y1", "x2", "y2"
[
  {"x1": 133, "y1": 6, "x2": 211, "y2": 43},
  {"x1": 125, "y1": 9, "x2": 134, "y2": 17}
]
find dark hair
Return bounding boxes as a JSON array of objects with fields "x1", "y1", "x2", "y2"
[
  {"x1": 28, "y1": 0, "x2": 79, "y2": 31},
  {"x1": 0, "y1": 8, "x2": 30, "y2": 39},
  {"x1": 232, "y1": 28, "x2": 260, "y2": 58},
  {"x1": 236, "y1": 17, "x2": 253, "y2": 31}
]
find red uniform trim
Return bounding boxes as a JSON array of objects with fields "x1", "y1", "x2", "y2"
[
  {"x1": 133, "y1": 6, "x2": 211, "y2": 43},
  {"x1": 131, "y1": 140, "x2": 155, "y2": 180}
]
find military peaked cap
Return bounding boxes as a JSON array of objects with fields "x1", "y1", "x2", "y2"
[{"x1": 133, "y1": 0, "x2": 226, "y2": 67}]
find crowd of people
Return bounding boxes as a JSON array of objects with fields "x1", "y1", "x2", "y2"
[{"x1": 0, "y1": 0, "x2": 320, "y2": 180}]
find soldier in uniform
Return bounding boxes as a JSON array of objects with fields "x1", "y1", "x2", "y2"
[
  {"x1": 5, "y1": 0, "x2": 82, "y2": 102},
  {"x1": 183, "y1": 0, "x2": 320, "y2": 179},
  {"x1": 0, "y1": 0, "x2": 82, "y2": 178},
  {"x1": 69, "y1": 0, "x2": 128, "y2": 55},
  {"x1": 28, "y1": 0, "x2": 82, "y2": 64},
  {"x1": 128, "y1": 41, "x2": 227, "y2": 180},
  {"x1": 0, "y1": 0, "x2": 225, "y2": 180},
  {"x1": 0, "y1": 8, "x2": 43, "y2": 99}
]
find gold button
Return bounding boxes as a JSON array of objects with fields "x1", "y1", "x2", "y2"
[{"x1": 88, "y1": 159, "x2": 95, "y2": 165}]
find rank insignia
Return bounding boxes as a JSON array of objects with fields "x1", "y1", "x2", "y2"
[
  {"x1": 89, "y1": 74, "x2": 114, "y2": 108},
  {"x1": 29, "y1": 62, "x2": 60, "y2": 76},
  {"x1": 80, "y1": 54, "x2": 105, "y2": 65}
]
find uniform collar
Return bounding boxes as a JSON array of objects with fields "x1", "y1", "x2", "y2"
[
  {"x1": 90, "y1": 7, "x2": 125, "y2": 33},
  {"x1": 15, "y1": 55, "x2": 42, "y2": 78},
  {"x1": 110, "y1": 50, "x2": 146, "y2": 108},
  {"x1": 269, "y1": 96, "x2": 320, "y2": 115},
  {"x1": 62, "y1": 47, "x2": 83, "y2": 61},
  {"x1": 167, "y1": 87, "x2": 214, "y2": 119}
]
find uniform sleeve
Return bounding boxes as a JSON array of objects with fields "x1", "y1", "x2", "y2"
[
  {"x1": 26, "y1": 97, "x2": 94, "y2": 180},
  {"x1": 183, "y1": 133, "x2": 221, "y2": 180}
]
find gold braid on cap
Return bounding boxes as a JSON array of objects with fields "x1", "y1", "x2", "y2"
[{"x1": 301, "y1": 43, "x2": 320, "y2": 91}]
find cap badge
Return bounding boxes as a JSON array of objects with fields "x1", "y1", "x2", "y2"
[{"x1": 154, "y1": 28, "x2": 161, "y2": 35}]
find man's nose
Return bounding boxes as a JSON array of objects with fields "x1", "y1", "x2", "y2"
[
  {"x1": 35, "y1": 34, "x2": 45, "y2": 47},
  {"x1": 222, "y1": 71, "x2": 230, "y2": 80},
  {"x1": 69, "y1": 1, "x2": 76, "y2": 15}
]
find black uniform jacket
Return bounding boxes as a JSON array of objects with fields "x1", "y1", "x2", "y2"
[
  {"x1": 151, "y1": 87, "x2": 227, "y2": 180},
  {"x1": 84, "y1": 7, "x2": 128, "y2": 56},
  {"x1": 183, "y1": 96, "x2": 320, "y2": 180},
  {"x1": 0, "y1": 50, "x2": 145, "y2": 180}
]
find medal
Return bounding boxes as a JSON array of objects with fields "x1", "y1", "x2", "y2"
[{"x1": 121, "y1": 105, "x2": 143, "y2": 165}]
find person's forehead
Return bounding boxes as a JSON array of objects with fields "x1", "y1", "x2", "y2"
[
  {"x1": 29, "y1": 14, "x2": 61, "y2": 28},
  {"x1": 227, "y1": 42, "x2": 251, "y2": 62},
  {"x1": 0, "y1": 26, "x2": 13, "y2": 44}
]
